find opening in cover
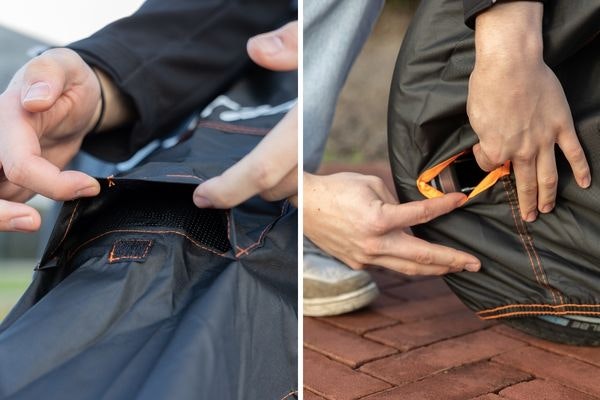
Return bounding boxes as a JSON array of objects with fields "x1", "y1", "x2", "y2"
[
  {"x1": 44, "y1": 179, "x2": 231, "y2": 264},
  {"x1": 417, "y1": 150, "x2": 510, "y2": 201}
]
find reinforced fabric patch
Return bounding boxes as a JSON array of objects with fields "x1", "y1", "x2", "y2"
[{"x1": 108, "y1": 239, "x2": 154, "y2": 264}]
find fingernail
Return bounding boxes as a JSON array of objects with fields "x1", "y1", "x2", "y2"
[
  {"x1": 464, "y1": 263, "x2": 481, "y2": 272},
  {"x1": 75, "y1": 186, "x2": 100, "y2": 198},
  {"x1": 581, "y1": 175, "x2": 591, "y2": 188},
  {"x1": 541, "y1": 203, "x2": 554, "y2": 213},
  {"x1": 525, "y1": 211, "x2": 537, "y2": 222},
  {"x1": 457, "y1": 195, "x2": 469, "y2": 206},
  {"x1": 252, "y1": 34, "x2": 284, "y2": 55},
  {"x1": 24, "y1": 82, "x2": 50, "y2": 102},
  {"x1": 10, "y1": 216, "x2": 34, "y2": 231},
  {"x1": 194, "y1": 195, "x2": 213, "y2": 208}
]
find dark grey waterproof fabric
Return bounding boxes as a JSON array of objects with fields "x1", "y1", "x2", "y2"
[
  {"x1": 0, "y1": 61, "x2": 298, "y2": 398},
  {"x1": 388, "y1": 0, "x2": 600, "y2": 321}
]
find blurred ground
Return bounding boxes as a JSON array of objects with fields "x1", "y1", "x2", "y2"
[{"x1": 323, "y1": 1, "x2": 417, "y2": 164}]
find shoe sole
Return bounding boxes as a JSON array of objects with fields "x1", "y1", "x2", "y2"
[
  {"x1": 504, "y1": 316, "x2": 600, "y2": 346},
  {"x1": 303, "y1": 282, "x2": 379, "y2": 317}
]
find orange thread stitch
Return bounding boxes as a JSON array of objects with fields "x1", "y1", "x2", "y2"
[
  {"x1": 479, "y1": 310, "x2": 600, "y2": 320},
  {"x1": 47, "y1": 199, "x2": 81, "y2": 259},
  {"x1": 234, "y1": 202, "x2": 288, "y2": 258},
  {"x1": 68, "y1": 229, "x2": 229, "y2": 261},
  {"x1": 107, "y1": 175, "x2": 116, "y2": 187},
  {"x1": 108, "y1": 239, "x2": 153, "y2": 263},
  {"x1": 477, "y1": 303, "x2": 600, "y2": 315},
  {"x1": 505, "y1": 177, "x2": 563, "y2": 304},
  {"x1": 279, "y1": 391, "x2": 298, "y2": 400},
  {"x1": 502, "y1": 177, "x2": 552, "y2": 301}
]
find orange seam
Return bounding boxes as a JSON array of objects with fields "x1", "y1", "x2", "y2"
[
  {"x1": 479, "y1": 310, "x2": 600, "y2": 320},
  {"x1": 108, "y1": 239, "x2": 153, "y2": 263},
  {"x1": 108, "y1": 246, "x2": 116, "y2": 263},
  {"x1": 234, "y1": 202, "x2": 288, "y2": 258},
  {"x1": 47, "y1": 199, "x2": 81, "y2": 259},
  {"x1": 477, "y1": 303, "x2": 600, "y2": 315},
  {"x1": 279, "y1": 391, "x2": 298, "y2": 400},
  {"x1": 507, "y1": 178, "x2": 560, "y2": 304},
  {"x1": 525, "y1": 227, "x2": 566, "y2": 304},
  {"x1": 68, "y1": 229, "x2": 228, "y2": 261},
  {"x1": 505, "y1": 178, "x2": 562, "y2": 304},
  {"x1": 502, "y1": 177, "x2": 550, "y2": 301},
  {"x1": 504, "y1": 178, "x2": 554, "y2": 302}
]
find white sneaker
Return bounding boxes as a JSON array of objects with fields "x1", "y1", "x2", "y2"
[{"x1": 303, "y1": 238, "x2": 379, "y2": 317}]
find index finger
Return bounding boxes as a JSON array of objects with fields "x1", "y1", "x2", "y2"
[
  {"x1": 0, "y1": 199, "x2": 41, "y2": 232},
  {"x1": 193, "y1": 105, "x2": 297, "y2": 208},
  {"x1": 3, "y1": 154, "x2": 99, "y2": 201},
  {"x1": 381, "y1": 192, "x2": 466, "y2": 230}
]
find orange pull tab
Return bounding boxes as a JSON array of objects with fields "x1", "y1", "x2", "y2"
[{"x1": 416, "y1": 151, "x2": 511, "y2": 202}]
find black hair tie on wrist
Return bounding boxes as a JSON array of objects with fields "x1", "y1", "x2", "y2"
[{"x1": 89, "y1": 68, "x2": 105, "y2": 135}]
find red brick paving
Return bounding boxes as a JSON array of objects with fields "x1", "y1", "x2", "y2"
[
  {"x1": 304, "y1": 349, "x2": 391, "y2": 400},
  {"x1": 364, "y1": 309, "x2": 491, "y2": 351},
  {"x1": 499, "y1": 379, "x2": 597, "y2": 400},
  {"x1": 304, "y1": 276, "x2": 600, "y2": 399},
  {"x1": 472, "y1": 395, "x2": 504, "y2": 400},
  {"x1": 362, "y1": 361, "x2": 531, "y2": 400},
  {"x1": 320, "y1": 309, "x2": 397, "y2": 335},
  {"x1": 304, "y1": 318, "x2": 397, "y2": 367},
  {"x1": 359, "y1": 330, "x2": 525, "y2": 385},
  {"x1": 304, "y1": 163, "x2": 600, "y2": 400}
]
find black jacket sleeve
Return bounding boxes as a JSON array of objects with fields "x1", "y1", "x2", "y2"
[
  {"x1": 463, "y1": 0, "x2": 544, "y2": 29},
  {"x1": 68, "y1": 0, "x2": 293, "y2": 162}
]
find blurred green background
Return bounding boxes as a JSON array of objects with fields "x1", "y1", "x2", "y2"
[
  {"x1": 0, "y1": 26, "x2": 57, "y2": 320},
  {"x1": 0, "y1": 196, "x2": 54, "y2": 319}
]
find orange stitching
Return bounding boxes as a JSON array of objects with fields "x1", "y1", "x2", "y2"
[
  {"x1": 525, "y1": 227, "x2": 566, "y2": 304},
  {"x1": 279, "y1": 391, "x2": 298, "y2": 400},
  {"x1": 47, "y1": 199, "x2": 81, "y2": 259},
  {"x1": 226, "y1": 210, "x2": 232, "y2": 246},
  {"x1": 502, "y1": 178, "x2": 549, "y2": 299},
  {"x1": 505, "y1": 178, "x2": 563, "y2": 304},
  {"x1": 107, "y1": 175, "x2": 116, "y2": 187},
  {"x1": 67, "y1": 229, "x2": 229, "y2": 261},
  {"x1": 197, "y1": 121, "x2": 269, "y2": 136},
  {"x1": 504, "y1": 178, "x2": 549, "y2": 299},
  {"x1": 108, "y1": 239, "x2": 153, "y2": 263},
  {"x1": 477, "y1": 303, "x2": 600, "y2": 315},
  {"x1": 234, "y1": 201, "x2": 288, "y2": 258},
  {"x1": 479, "y1": 310, "x2": 600, "y2": 320}
]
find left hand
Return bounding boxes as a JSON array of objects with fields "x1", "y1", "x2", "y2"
[{"x1": 193, "y1": 21, "x2": 298, "y2": 209}]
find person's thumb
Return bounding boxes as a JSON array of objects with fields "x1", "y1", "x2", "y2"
[
  {"x1": 247, "y1": 21, "x2": 298, "y2": 71},
  {"x1": 20, "y1": 55, "x2": 67, "y2": 113}
]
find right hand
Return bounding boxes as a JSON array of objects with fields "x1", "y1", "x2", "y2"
[
  {"x1": 193, "y1": 21, "x2": 298, "y2": 209},
  {"x1": 468, "y1": 2, "x2": 590, "y2": 222},
  {"x1": 304, "y1": 172, "x2": 481, "y2": 276},
  {"x1": 0, "y1": 48, "x2": 102, "y2": 232}
]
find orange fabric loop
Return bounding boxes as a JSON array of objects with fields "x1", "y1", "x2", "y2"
[{"x1": 416, "y1": 151, "x2": 511, "y2": 202}]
